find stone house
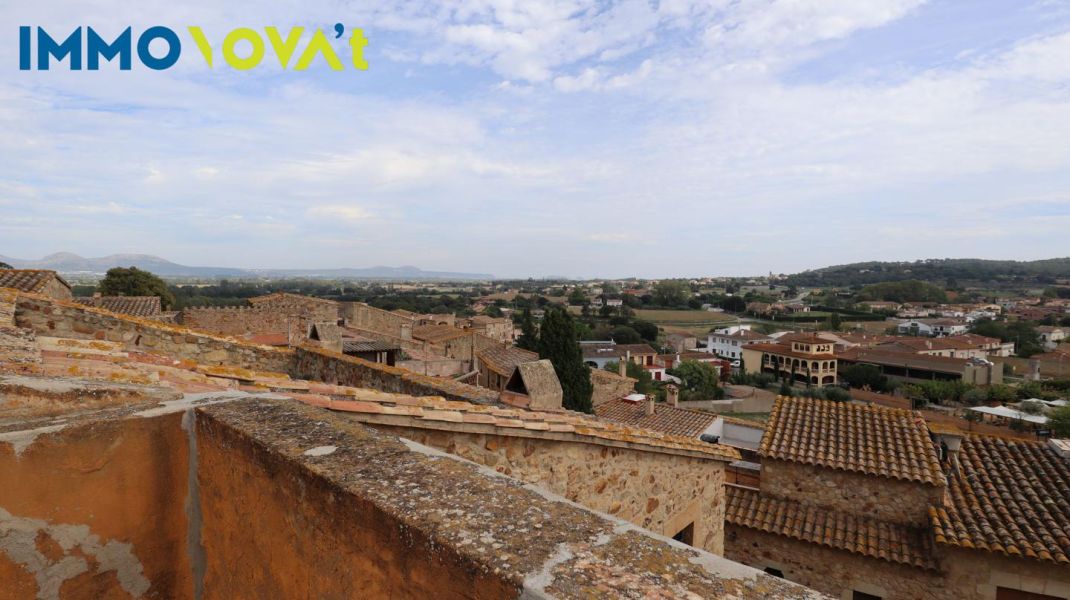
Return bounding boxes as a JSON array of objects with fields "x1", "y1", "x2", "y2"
[
  {"x1": 475, "y1": 345, "x2": 540, "y2": 392},
  {"x1": 0, "y1": 269, "x2": 72, "y2": 300},
  {"x1": 724, "y1": 396, "x2": 1070, "y2": 600},
  {"x1": 74, "y1": 294, "x2": 163, "y2": 318}
]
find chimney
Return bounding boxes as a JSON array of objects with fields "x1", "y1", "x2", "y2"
[
  {"x1": 618, "y1": 357, "x2": 627, "y2": 377},
  {"x1": 667, "y1": 383, "x2": 679, "y2": 407},
  {"x1": 625, "y1": 350, "x2": 632, "y2": 366},
  {"x1": 645, "y1": 394, "x2": 656, "y2": 416}
]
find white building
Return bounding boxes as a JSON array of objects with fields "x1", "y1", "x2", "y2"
[
  {"x1": 706, "y1": 326, "x2": 771, "y2": 360},
  {"x1": 896, "y1": 318, "x2": 969, "y2": 337},
  {"x1": 1038, "y1": 326, "x2": 1067, "y2": 351}
]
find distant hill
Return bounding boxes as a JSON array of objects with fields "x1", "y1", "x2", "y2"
[
  {"x1": 0, "y1": 253, "x2": 494, "y2": 280},
  {"x1": 784, "y1": 258, "x2": 1070, "y2": 287}
]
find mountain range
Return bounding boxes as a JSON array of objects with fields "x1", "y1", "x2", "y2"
[{"x1": 0, "y1": 253, "x2": 495, "y2": 280}]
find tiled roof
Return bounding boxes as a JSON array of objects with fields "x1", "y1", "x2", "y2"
[
  {"x1": 24, "y1": 333, "x2": 737, "y2": 462},
  {"x1": 247, "y1": 292, "x2": 338, "y2": 307},
  {"x1": 413, "y1": 324, "x2": 471, "y2": 344},
  {"x1": 581, "y1": 342, "x2": 658, "y2": 360},
  {"x1": 742, "y1": 342, "x2": 836, "y2": 360},
  {"x1": 595, "y1": 398, "x2": 718, "y2": 438},
  {"x1": 0, "y1": 270, "x2": 69, "y2": 293},
  {"x1": 726, "y1": 486, "x2": 937, "y2": 569},
  {"x1": 931, "y1": 435, "x2": 1070, "y2": 564},
  {"x1": 296, "y1": 389, "x2": 739, "y2": 462},
  {"x1": 876, "y1": 338, "x2": 981, "y2": 353},
  {"x1": 74, "y1": 296, "x2": 162, "y2": 317},
  {"x1": 759, "y1": 396, "x2": 944, "y2": 485},
  {"x1": 837, "y1": 347, "x2": 980, "y2": 375},
  {"x1": 477, "y1": 345, "x2": 538, "y2": 377},
  {"x1": 342, "y1": 339, "x2": 400, "y2": 353}
]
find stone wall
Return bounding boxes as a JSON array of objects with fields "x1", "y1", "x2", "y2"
[
  {"x1": 726, "y1": 525, "x2": 1070, "y2": 600},
  {"x1": 727, "y1": 524, "x2": 944, "y2": 599},
  {"x1": 760, "y1": 459, "x2": 943, "y2": 527},
  {"x1": 291, "y1": 345, "x2": 499, "y2": 404},
  {"x1": 342, "y1": 303, "x2": 414, "y2": 338},
  {"x1": 247, "y1": 294, "x2": 340, "y2": 321},
  {"x1": 0, "y1": 289, "x2": 16, "y2": 327},
  {"x1": 396, "y1": 357, "x2": 469, "y2": 377},
  {"x1": 367, "y1": 425, "x2": 726, "y2": 554},
  {"x1": 13, "y1": 293, "x2": 293, "y2": 373},
  {"x1": 180, "y1": 306, "x2": 302, "y2": 337}
]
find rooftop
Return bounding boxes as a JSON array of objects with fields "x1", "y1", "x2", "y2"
[
  {"x1": 477, "y1": 345, "x2": 539, "y2": 377},
  {"x1": 595, "y1": 397, "x2": 719, "y2": 439},
  {"x1": 725, "y1": 485, "x2": 937, "y2": 570},
  {"x1": 759, "y1": 396, "x2": 944, "y2": 485},
  {"x1": 931, "y1": 435, "x2": 1070, "y2": 564},
  {"x1": 0, "y1": 270, "x2": 70, "y2": 294},
  {"x1": 73, "y1": 295, "x2": 162, "y2": 317},
  {"x1": 412, "y1": 323, "x2": 471, "y2": 344}
]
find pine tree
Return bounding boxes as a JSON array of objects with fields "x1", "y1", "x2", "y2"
[
  {"x1": 536, "y1": 306, "x2": 593, "y2": 413},
  {"x1": 516, "y1": 309, "x2": 539, "y2": 351}
]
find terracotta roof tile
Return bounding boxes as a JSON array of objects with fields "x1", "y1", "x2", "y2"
[
  {"x1": 931, "y1": 435, "x2": 1070, "y2": 564},
  {"x1": 476, "y1": 345, "x2": 538, "y2": 377},
  {"x1": 759, "y1": 396, "x2": 944, "y2": 485},
  {"x1": 74, "y1": 296, "x2": 161, "y2": 317},
  {"x1": 0, "y1": 270, "x2": 69, "y2": 294},
  {"x1": 726, "y1": 485, "x2": 937, "y2": 569},
  {"x1": 595, "y1": 398, "x2": 718, "y2": 438}
]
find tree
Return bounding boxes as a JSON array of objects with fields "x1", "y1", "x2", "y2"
[
  {"x1": 568, "y1": 288, "x2": 587, "y2": 306},
  {"x1": 0, "y1": 261, "x2": 11, "y2": 269},
  {"x1": 536, "y1": 307, "x2": 593, "y2": 413},
  {"x1": 829, "y1": 312, "x2": 842, "y2": 331},
  {"x1": 652, "y1": 280, "x2": 690, "y2": 307},
  {"x1": 668, "y1": 360, "x2": 723, "y2": 401},
  {"x1": 98, "y1": 267, "x2": 175, "y2": 309},
  {"x1": 630, "y1": 319, "x2": 659, "y2": 343},
  {"x1": 721, "y1": 296, "x2": 746, "y2": 312},
  {"x1": 1050, "y1": 405, "x2": 1070, "y2": 438},
  {"x1": 609, "y1": 326, "x2": 643, "y2": 344},
  {"x1": 516, "y1": 309, "x2": 539, "y2": 351},
  {"x1": 840, "y1": 364, "x2": 888, "y2": 391}
]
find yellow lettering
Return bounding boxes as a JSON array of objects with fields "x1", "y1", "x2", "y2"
[
  {"x1": 187, "y1": 26, "x2": 213, "y2": 68},
  {"x1": 349, "y1": 28, "x2": 368, "y2": 70},
  {"x1": 295, "y1": 29, "x2": 343, "y2": 71},
  {"x1": 222, "y1": 28, "x2": 264, "y2": 70},
  {"x1": 265, "y1": 26, "x2": 303, "y2": 69}
]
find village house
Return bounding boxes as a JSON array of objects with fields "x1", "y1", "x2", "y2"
[
  {"x1": 0, "y1": 269, "x2": 72, "y2": 300},
  {"x1": 740, "y1": 332, "x2": 838, "y2": 386},
  {"x1": 724, "y1": 396, "x2": 1070, "y2": 600},
  {"x1": 474, "y1": 345, "x2": 540, "y2": 392},
  {"x1": 461, "y1": 314, "x2": 515, "y2": 343},
  {"x1": 706, "y1": 325, "x2": 772, "y2": 360},
  {"x1": 838, "y1": 346, "x2": 1002, "y2": 386},
  {"x1": 896, "y1": 318, "x2": 969, "y2": 337},
  {"x1": 875, "y1": 336, "x2": 989, "y2": 359},
  {"x1": 580, "y1": 341, "x2": 659, "y2": 369},
  {"x1": 1038, "y1": 326, "x2": 1067, "y2": 351}
]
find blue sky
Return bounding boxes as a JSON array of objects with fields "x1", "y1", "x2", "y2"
[{"x1": 2, "y1": 0, "x2": 1069, "y2": 278}]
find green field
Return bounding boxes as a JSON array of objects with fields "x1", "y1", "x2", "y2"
[{"x1": 634, "y1": 309, "x2": 737, "y2": 336}]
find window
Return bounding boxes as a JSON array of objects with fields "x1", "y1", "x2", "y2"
[
  {"x1": 672, "y1": 523, "x2": 694, "y2": 546},
  {"x1": 763, "y1": 567, "x2": 783, "y2": 578},
  {"x1": 852, "y1": 592, "x2": 881, "y2": 600}
]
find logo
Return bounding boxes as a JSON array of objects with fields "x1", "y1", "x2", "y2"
[{"x1": 19, "y1": 25, "x2": 368, "y2": 71}]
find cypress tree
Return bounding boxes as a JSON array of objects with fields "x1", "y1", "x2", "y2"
[
  {"x1": 536, "y1": 306, "x2": 593, "y2": 413},
  {"x1": 516, "y1": 308, "x2": 539, "y2": 351}
]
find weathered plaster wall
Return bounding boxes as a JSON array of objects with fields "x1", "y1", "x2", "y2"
[
  {"x1": 13, "y1": 293, "x2": 293, "y2": 373},
  {"x1": 292, "y1": 346, "x2": 499, "y2": 404},
  {"x1": 760, "y1": 459, "x2": 943, "y2": 527},
  {"x1": 194, "y1": 405, "x2": 524, "y2": 600},
  {"x1": 0, "y1": 412, "x2": 191, "y2": 600},
  {"x1": 941, "y1": 547, "x2": 1070, "y2": 600},
  {"x1": 368, "y1": 425, "x2": 726, "y2": 554}
]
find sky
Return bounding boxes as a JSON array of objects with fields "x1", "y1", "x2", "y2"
[{"x1": 2, "y1": 0, "x2": 1069, "y2": 279}]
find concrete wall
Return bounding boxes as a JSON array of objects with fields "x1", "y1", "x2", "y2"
[
  {"x1": 761, "y1": 459, "x2": 943, "y2": 527},
  {"x1": 368, "y1": 425, "x2": 727, "y2": 554},
  {"x1": 14, "y1": 294, "x2": 293, "y2": 373},
  {"x1": 0, "y1": 412, "x2": 192, "y2": 600}
]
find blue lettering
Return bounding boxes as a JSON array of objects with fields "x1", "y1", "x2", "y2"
[
  {"x1": 19, "y1": 26, "x2": 30, "y2": 70},
  {"x1": 87, "y1": 27, "x2": 132, "y2": 70},
  {"x1": 136, "y1": 26, "x2": 180, "y2": 70},
  {"x1": 37, "y1": 26, "x2": 82, "y2": 70}
]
